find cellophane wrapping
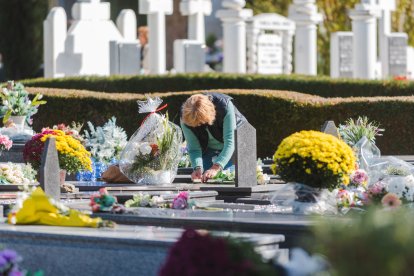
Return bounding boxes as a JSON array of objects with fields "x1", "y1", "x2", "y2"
[{"x1": 119, "y1": 97, "x2": 182, "y2": 185}]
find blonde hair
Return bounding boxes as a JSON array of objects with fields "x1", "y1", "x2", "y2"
[{"x1": 182, "y1": 94, "x2": 216, "y2": 127}]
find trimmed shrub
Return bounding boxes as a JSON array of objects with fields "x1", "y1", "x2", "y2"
[
  {"x1": 25, "y1": 87, "x2": 414, "y2": 157},
  {"x1": 22, "y1": 73, "x2": 414, "y2": 98}
]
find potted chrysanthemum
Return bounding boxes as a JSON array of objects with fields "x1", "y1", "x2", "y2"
[
  {"x1": 272, "y1": 130, "x2": 356, "y2": 194},
  {"x1": 23, "y1": 129, "x2": 92, "y2": 184}
]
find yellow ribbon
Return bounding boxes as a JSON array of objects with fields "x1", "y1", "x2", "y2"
[{"x1": 8, "y1": 187, "x2": 102, "y2": 228}]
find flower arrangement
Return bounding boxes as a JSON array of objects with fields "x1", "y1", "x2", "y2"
[
  {"x1": 0, "y1": 134, "x2": 12, "y2": 152},
  {"x1": 0, "y1": 163, "x2": 37, "y2": 186},
  {"x1": 0, "y1": 81, "x2": 46, "y2": 124},
  {"x1": 90, "y1": 188, "x2": 125, "y2": 214},
  {"x1": 120, "y1": 97, "x2": 182, "y2": 185},
  {"x1": 0, "y1": 248, "x2": 43, "y2": 276},
  {"x1": 23, "y1": 129, "x2": 92, "y2": 174},
  {"x1": 8, "y1": 187, "x2": 113, "y2": 228},
  {"x1": 272, "y1": 130, "x2": 356, "y2": 190},
  {"x1": 129, "y1": 113, "x2": 179, "y2": 174},
  {"x1": 159, "y1": 229, "x2": 277, "y2": 276},
  {"x1": 124, "y1": 191, "x2": 194, "y2": 210},
  {"x1": 124, "y1": 193, "x2": 165, "y2": 208},
  {"x1": 52, "y1": 122, "x2": 84, "y2": 142},
  {"x1": 83, "y1": 117, "x2": 127, "y2": 164},
  {"x1": 338, "y1": 116, "x2": 384, "y2": 147},
  {"x1": 349, "y1": 169, "x2": 368, "y2": 187}
]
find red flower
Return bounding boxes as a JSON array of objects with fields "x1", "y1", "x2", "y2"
[{"x1": 150, "y1": 144, "x2": 159, "y2": 156}]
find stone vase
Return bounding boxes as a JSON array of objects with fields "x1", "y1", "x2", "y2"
[{"x1": 9, "y1": 116, "x2": 26, "y2": 127}]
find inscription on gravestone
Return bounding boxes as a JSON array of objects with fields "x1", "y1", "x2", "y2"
[
  {"x1": 234, "y1": 122, "x2": 257, "y2": 187},
  {"x1": 388, "y1": 35, "x2": 407, "y2": 77},
  {"x1": 257, "y1": 33, "x2": 283, "y2": 74},
  {"x1": 321, "y1": 121, "x2": 339, "y2": 139},
  {"x1": 39, "y1": 137, "x2": 60, "y2": 200}
]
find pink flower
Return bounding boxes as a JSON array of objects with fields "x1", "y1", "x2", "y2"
[
  {"x1": 0, "y1": 135, "x2": 12, "y2": 150},
  {"x1": 172, "y1": 192, "x2": 189, "y2": 209},
  {"x1": 350, "y1": 169, "x2": 368, "y2": 186},
  {"x1": 381, "y1": 193, "x2": 402, "y2": 209},
  {"x1": 368, "y1": 182, "x2": 385, "y2": 195}
]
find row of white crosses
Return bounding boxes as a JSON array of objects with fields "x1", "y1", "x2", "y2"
[
  {"x1": 332, "y1": 0, "x2": 409, "y2": 79},
  {"x1": 45, "y1": 0, "x2": 324, "y2": 77}
]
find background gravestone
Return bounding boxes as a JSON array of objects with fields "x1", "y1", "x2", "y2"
[
  {"x1": 321, "y1": 121, "x2": 340, "y2": 139},
  {"x1": 39, "y1": 137, "x2": 60, "y2": 200},
  {"x1": 234, "y1": 122, "x2": 257, "y2": 187}
]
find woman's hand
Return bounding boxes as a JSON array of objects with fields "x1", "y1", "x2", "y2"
[
  {"x1": 202, "y1": 164, "x2": 222, "y2": 183},
  {"x1": 191, "y1": 167, "x2": 203, "y2": 181}
]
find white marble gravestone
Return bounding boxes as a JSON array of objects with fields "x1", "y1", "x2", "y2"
[
  {"x1": 330, "y1": 32, "x2": 353, "y2": 78},
  {"x1": 384, "y1": 33, "x2": 408, "y2": 78},
  {"x1": 139, "y1": 0, "x2": 173, "y2": 75},
  {"x1": 246, "y1": 13, "x2": 295, "y2": 75},
  {"x1": 216, "y1": 0, "x2": 252, "y2": 73},
  {"x1": 288, "y1": 0, "x2": 322, "y2": 76},
  {"x1": 174, "y1": 40, "x2": 206, "y2": 73},
  {"x1": 43, "y1": 0, "x2": 139, "y2": 78},
  {"x1": 180, "y1": 0, "x2": 212, "y2": 43}
]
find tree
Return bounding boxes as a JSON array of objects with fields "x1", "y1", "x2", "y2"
[{"x1": 0, "y1": 0, "x2": 49, "y2": 80}]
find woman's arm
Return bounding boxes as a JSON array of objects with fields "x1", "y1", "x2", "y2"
[
  {"x1": 180, "y1": 120, "x2": 204, "y2": 170},
  {"x1": 214, "y1": 101, "x2": 236, "y2": 168}
]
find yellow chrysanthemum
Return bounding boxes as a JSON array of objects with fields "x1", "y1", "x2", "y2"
[{"x1": 273, "y1": 130, "x2": 356, "y2": 190}]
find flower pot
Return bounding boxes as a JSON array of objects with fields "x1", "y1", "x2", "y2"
[
  {"x1": 60, "y1": 169, "x2": 66, "y2": 186},
  {"x1": 9, "y1": 116, "x2": 26, "y2": 128}
]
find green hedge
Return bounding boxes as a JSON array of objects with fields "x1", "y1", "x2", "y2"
[
  {"x1": 22, "y1": 73, "x2": 414, "y2": 98},
  {"x1": 26, "y1": 87, "x2": 414, "y2": 157}
]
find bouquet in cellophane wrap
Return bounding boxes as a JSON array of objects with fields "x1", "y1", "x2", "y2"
[{"x1": 119, "y1": 97, "x2": 182, "y2": 185}]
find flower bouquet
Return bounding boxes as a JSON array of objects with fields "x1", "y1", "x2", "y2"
[
  {"x1": 119, "y1": 97, "x2": 182, "y2": 185},
  {"x1": 0, "y1": 162, "x2": 37, "y2": 187},
  {"x1": 83, "y1": 117, "x2": 128, "y2": 164},
  {"x1": 23, "y1": 129, "x2": 92, "y2": 175},
  {"x1": 0, "y1": 81, "x2": 46, "y2": 126}
]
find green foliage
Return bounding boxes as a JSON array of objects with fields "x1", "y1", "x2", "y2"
[
  {"x1": 21, "y1": 73, "x2": 414, "y2": 98},
  {"x1": 23, "y1": 87, "x2": 414, "y2": 158},
  {"x1": 0, "y1": 81, "x2": 46, "y2": 124},
  {"x1": 338, "y1": 116, "x2": 384, "y2": 147},
  {"x1": 311, "y1": 208, "x2": 414, "y2": 276},
  {"x1": 246, "y1": 0, "x2": 289, "y2": 16},
  {"x1": 0, "y1": 0, "x2": 48, "y2": 80},
  {"x1": 393, "y1": 0, "x2": 414, "y2": 46}
]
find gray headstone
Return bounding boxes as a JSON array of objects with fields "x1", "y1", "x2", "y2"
[
  {"x1": 234, "y1": 122, "x2": 257, "y2": 187},
  {"x1": 321, "y1": 121, "x2": 339, "y2": 138},
  {"x1": 39, "y1": 137, "x2": 60, "y2": 200},
  {"x1": 388, "y1": 34, "x2": 407, "y2": 77}
]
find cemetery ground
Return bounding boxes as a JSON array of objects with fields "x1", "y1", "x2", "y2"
[{"x1": 1, "y1": 74, "x2": 414, "y2": 275}]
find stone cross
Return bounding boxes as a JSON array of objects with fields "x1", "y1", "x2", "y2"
[
  {"x1": 39, "y1": 138, "x2": 60, "y2": 200},
  {"x1": 139, "y1": 0, "x2": 173, "y2": 75},
  {"x1": 216, "y1": 0, "x2": 252, "y2": 73},
  {"x1": 180, "y1": 0, "x2": 212, "y2": 43},
  {"x1": 234, "y1": 122, "x2": 257, "y2": 187},
  {"x1": 288, "y1": 0, "x2": 322, "y2": 76},
  {"x1": 349, "y1": 1, "x2": 381, "y2": 79},
  {"x1": 321, "y1": 121, "x2": 340, "y2": 139}
]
